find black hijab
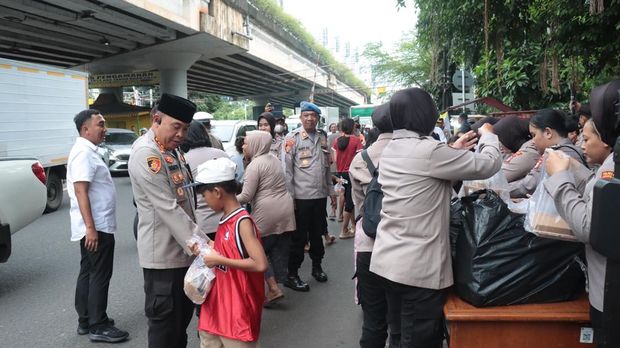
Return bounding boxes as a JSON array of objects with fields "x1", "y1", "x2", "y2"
[
  {"x1": 389, "y1": 88, "x2": 438, "y2": 135},
  {"x1": 371, "y1": 103, "x2": 393, "y2": 134},
  {"x1": 257, "y1": 112, "x2": 276, "y2": 138},
  {"x1": 493, "y1": 115, "x2": 531, "y2": 153},
  {"x1": 589, "y1": 79, "x2": 620, "y2": 148}
]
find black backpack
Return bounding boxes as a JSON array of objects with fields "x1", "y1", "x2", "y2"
[{"x1": 360, "y1": 150, "x2": 383, "y2": 238}]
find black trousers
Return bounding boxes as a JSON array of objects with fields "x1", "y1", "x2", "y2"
[
  {"x1": 143, "y1": 267, "x2": 195, "y2": 348},
  {"x1": 590, "y1": 305, "x2": 604, "y2": 347},
  {"x1": 75, "y1": 231, "x2": 115, "y2": 329},
  {"x1": 337, "y1": 172, "x2": 354, "y2": 213},
  {"x1": 262, "y1": 232, "x2": 292, "y2": 283},
  {"x1": 384, "y1": 278, "x2": 446, "y2": 348},
  {"x1": 356, "y1": 252, "x2": 401, "y2": 348},
  {"x1": 289, "y1": 198, "x2": 327, "y2": 275}
]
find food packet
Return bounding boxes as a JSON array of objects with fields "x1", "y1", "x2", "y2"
[
  {"x1": 183, "y1": 234, "x2": 216, "y2": 304},
  {"x1": 524, "y1": 155, "x2": 576, "y2": 242}
]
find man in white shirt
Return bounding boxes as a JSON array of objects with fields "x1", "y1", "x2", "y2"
[{"x1": 67, "y1": 109, "x2": 128, "y2": 343}]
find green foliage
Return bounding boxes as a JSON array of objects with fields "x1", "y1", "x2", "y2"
[
  {"x1": 396, "y1": 0, "x2": 620, "y2": 109},
  {"x1": 188, "y1": 91, "x2": 223, "y2": 113},
  {"x1": 250, "y1": 0, "x2": 370, "y2": 96},
  {"x1": 212, "y1": 100, "x2": 254, "y2": 120}
]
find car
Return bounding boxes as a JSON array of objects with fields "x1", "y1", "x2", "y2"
[
  {"x1": 209, "y1": 120, "x2": 257, "y2": 157},
  {"x1": 97, "y1": 128, "x2": 138, "y2": 173},
  {"x1": 0, "y1": 158, "x2": 47, "y2": 263}
]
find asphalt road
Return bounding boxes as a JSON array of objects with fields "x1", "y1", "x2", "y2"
[{"x1": 0, "y1": 176, "x2": 363, "y2": 348}]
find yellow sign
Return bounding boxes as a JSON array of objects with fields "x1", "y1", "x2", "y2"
[
  {"x1": 89, "y1": 71, "x2": 160, "y2": 88},
  {"x1": 377, "y1": 86, "x2": 386, "y2": 94}
]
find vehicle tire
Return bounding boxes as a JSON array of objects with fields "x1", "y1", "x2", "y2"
[
  {"x1": 44, "y1": 172, "x2": 63, "y2": 213},
  {"x1": 133, "y1": 212, "x2": 138, "y2": 240}
]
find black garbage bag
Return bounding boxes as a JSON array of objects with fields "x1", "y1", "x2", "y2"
[
  {"x1": 453, "y1": 190, "x2": 585, "y2": 307},
  {"x1": 449, "y1": 198, "x2": 463, "y2": 260}
]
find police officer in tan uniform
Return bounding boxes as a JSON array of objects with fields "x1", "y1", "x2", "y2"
[
  {"x1": 128, "y1": 93, "x2": 207, "y2": 348},
  {"x1": 283, "y1": 101, "x2": 332, "y2": 291}
]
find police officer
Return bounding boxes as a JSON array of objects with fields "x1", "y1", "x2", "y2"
[
  {"x1": 283, "y1": 101, "x2": 332, "y2": 291},
  {"x1": 128, "y1": 93, "x2": 207, "y2": 348}
]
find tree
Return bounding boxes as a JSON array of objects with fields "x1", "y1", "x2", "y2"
[
  {"x1": 363, "y1": 31, "x2": 435, "y2": 96},
  {"x1": 188, "y1": 91, "x2": 224, "y2": 113},
  {"x1": 395, "y1": 0, "x2": 620, "y2": 110}
]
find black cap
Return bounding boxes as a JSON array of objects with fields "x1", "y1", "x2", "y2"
[{"x1": 157, "y1": 93, "x2": 196, "y2": 123}]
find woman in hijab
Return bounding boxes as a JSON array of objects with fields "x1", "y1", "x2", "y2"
[
  {"x1": 545, "y1": 79, "x2": 620, "y2": 346},
  {"x1": 181, "y1": 121, "x2": 228, "y2": 240},
  {"x1": 257, "y1": 112, "x2": 282, "y2": 160},
  {"x1": 238, "y1": 130, "x2": 296, "y2": 306},
  {"x1": 494, "y1": 115, "x2": 540, "y2": 182},
  {"x1": 369, "y1": 88, "x2": 502, "y2": 347},
  {"x1": 349, "y1": 103, "x2": 401, "y2": 348},
  {"x1": 508, "y1": 108, "x2": 586, "y2": 199}
]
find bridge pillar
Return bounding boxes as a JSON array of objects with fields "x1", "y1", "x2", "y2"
[{"x1": 146, "y1": 52, "x2": 201, "y2": 98}]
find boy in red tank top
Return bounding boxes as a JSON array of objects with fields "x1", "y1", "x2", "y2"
[{"x1": 188, "y1": 157, "x2": 268, "y2": 348}]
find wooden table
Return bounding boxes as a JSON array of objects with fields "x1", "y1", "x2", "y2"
[{"x1": 444, "y1": 293, "x2": 593, "y2": 347}]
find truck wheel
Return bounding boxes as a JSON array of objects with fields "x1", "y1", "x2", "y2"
[
  {"x1": 133, "y1": 212, "x2": 138, "y2": 240},
  {"x1": 44, "y1": 172, "x2": 63, "y2": 213}
]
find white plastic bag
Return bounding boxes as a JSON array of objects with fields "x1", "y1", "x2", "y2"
[
  {"x1": 461, "y1": 166, "x2": 529, "y2": 213},
  {"x1": 184, "y1": 234, "x2": 216, "y2": 304},
  {"x1": 524, "y1": 160, "x2": 576, "y2": 242}
]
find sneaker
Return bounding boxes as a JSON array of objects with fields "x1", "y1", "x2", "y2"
[
  {"x1": 77, "y1": 318, "x2": 114, "y2": 335},
  {"x1": 88, "y1": 325, "x2": 129, "y2": 343}
]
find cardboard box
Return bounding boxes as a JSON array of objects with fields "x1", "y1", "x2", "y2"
[{"x1": 531, "y1": 213, "x2": 577, "y2": 242}]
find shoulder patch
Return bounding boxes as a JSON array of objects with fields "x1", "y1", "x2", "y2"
[
  {"x1": 285, "y1": 138, "x2": 296, "y2": 153},
  {"x1": 601, "y1": 170, "x2": 614, "y2": 180},
  {"x1": 146, "y1": 156, "x2": 161, "y2": 174}
]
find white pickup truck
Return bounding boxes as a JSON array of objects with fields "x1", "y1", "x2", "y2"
[{"x1": 0, "y1": 158, "x2": 47, "y2": 263}]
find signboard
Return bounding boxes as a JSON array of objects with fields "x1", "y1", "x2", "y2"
[
  {"x1": 89, "y1": 71, "x2": 160, "y2": 88},
  {"x1": 452, "y1": 70, "x2": 474, "y2": 91}
]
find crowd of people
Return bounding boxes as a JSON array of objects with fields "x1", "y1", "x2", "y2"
[{"x1": 65, "y1": 78, "x2": 619, "y2": 347}]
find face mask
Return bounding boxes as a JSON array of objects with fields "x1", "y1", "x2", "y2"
[{"x1": 275, "y1": 124, "x2": 284, "y2": 134}]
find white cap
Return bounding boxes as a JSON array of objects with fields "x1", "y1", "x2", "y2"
[
  {"x1": 193, "y1": 111, "x2": 213, "y2": 121},
  {"x1": 186, "y1": 157, "x2": 237, "y2": 187}
]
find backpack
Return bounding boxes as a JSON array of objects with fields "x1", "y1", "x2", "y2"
[{"x1": 360, "y1": 150, "x2": 382, "y2": 238}]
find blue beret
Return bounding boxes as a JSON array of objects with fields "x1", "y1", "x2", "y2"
[{"x1": 300, "y1": 101, "x2": 321, "y2": 115}]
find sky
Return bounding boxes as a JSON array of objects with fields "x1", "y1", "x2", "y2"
[{"x1": 280, "y1": 0, "x2": 418, "y2": 55}]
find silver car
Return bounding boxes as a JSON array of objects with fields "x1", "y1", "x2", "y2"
[{"x1": 98, "y1": 128, "x2": 138, "y2": 173}]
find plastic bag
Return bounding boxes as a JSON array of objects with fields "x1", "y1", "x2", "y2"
[
  {"x1": 184, "y1": 234, "x2": 216, "y2": 304},
  {"x1": 461, "y1": 155, "x2": 527, "y2": 214},
  {"x1": 452, "y1": 190, "x2": 585, "y2": 307},
  {"x1": 524, "y1": 161, "x2": 577, "y2": 242}
]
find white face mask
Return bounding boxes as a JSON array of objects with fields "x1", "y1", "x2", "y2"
[{"x1": 275, "y1": 124, "x2": 284, "y2": 134}]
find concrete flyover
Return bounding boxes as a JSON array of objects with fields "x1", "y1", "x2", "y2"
[{"x1": 0, "y1": 0, "x2": 367, "y2": 111}]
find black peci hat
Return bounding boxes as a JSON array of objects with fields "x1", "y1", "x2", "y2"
[{"x1": 157, "y1": 93, "x2": 196, "y2": 123}]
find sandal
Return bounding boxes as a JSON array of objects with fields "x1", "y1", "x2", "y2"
[
  {"x1": 324, "y1": 234, "x2": 336, "y2": 246},
  {"x1": 264, "y1": 292, "x2": 285, "y2": 308}
]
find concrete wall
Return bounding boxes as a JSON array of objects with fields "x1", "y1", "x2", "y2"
[{"x1": 201, "y1": 0, "x2": 250, "y2": 49}]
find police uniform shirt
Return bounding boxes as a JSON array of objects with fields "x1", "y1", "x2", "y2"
[
  {"x1": 282, "y1": 128, "x2": 332, "y2": 200},
  {"x1": 544, "y1": 152, "x2": 613, "y2": 312},
  {"x1": 129, "y1": 129, "x2": 206, "y2": 269},
  {"x1": 502, "y1": 139, "x2": 540, "y2": 183}
]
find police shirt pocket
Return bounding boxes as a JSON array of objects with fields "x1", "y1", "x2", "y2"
[
  {"x1": 298, "y1": 149, "x2": 312, "y2": 168},
  {"x1": 145, "y1": 280, "x2": 173, "y2": 320}
]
